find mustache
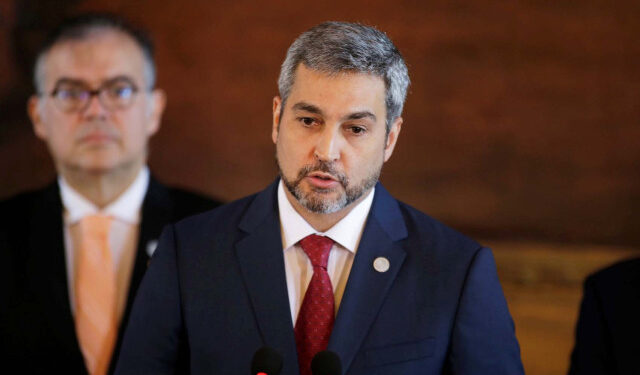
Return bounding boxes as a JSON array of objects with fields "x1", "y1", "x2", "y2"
[{"x1": 295, "y1": 161, "x2": 349, "y2": 186}]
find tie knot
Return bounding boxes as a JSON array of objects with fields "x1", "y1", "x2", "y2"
[
  {"x1": 299, "y1": 234, "x2": 334, "y2": 269},
  {"x1": 79, "y1": 214, "x2": 112, "y2": 238}
]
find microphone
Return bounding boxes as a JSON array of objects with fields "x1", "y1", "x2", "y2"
[
  {"x1": 251, "y1": 346, "x2": 283, "y2": 375},
  {"x1": 311, "y1": 350, "x2": 342, "y2": 375}
]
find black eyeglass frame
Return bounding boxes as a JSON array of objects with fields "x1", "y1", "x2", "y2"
[{"x1": 40, "y1": 77, "x2": 145, "y2": 113}]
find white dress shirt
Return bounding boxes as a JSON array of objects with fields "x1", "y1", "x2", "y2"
[
  {"x1": 277, "y1": 180, "x2": 375, "y2": 325},
  {"x1": 59, "y1": 167, "x2": 149, "y2": 321}
]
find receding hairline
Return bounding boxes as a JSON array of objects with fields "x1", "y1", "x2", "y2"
[
  {"x1": 295, "y1": 61, "x2": 386, "y2": 78},
  {"x1": 279, "y1": 62, "x2": 388, "y2": 121},
  {"x1": 34, "y1": 27, "x2": 154, "y2": 92},
  {"x1": 277, "y1": 22, "x2": 410, "y2": 129}
]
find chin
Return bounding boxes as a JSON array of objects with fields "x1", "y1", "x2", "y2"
[
  {"x1": 78, "y1": 165, "x2": 120, "y2": 175},
  {"x1": 303, "y1": 186, "x2": 343, "y2": 201},
  {"x1": 298, "y1": 191, "x2": 348, "y2": 214},
  {"x1": 70, "y1": 157, "x2": 127, "y2": 174}
]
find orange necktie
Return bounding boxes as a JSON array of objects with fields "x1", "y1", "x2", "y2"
[{"x1": 75, "y1": 215, "x2": 117, "y2": 375}]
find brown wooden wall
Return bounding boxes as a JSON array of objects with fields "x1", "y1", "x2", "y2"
[
  {"x1": 0, "y1": 0, "x2": 640, "y2": 245},
  {"x1": 1, "y1": 2, "x2": 640, "y2": 373},
  {"x1": 2, "y1": 0, "x2": 639, "y2": 247}
]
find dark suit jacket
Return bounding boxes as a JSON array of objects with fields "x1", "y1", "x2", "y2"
[
  {"x1": 0, "y1": 177, "x2": 220, "y2": 374},
  {"x1": 116, "y1": 180, "x2": 523, "y2": 375},
  {"x1": 569, "y1": 258, "x2": 640, "y2": 375}
]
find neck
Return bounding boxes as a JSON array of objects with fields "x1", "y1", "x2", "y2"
[
  {"x1": 59, "y1": 163, "x2": 144, "y2": 208},
  {"x1": 284, "y1": 187, "x2": 371, "y2": 232}
]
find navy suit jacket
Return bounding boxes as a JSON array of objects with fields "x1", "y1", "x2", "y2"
[
  {"x1": 116, "y1": 181, "x2": 523, "y2": 374},
  {"x1": 569, "y1": 258, "x2": 640, "y2": 375},
  {"x1": 0, "y1": 177, "x2": 220, "y2": 374}
]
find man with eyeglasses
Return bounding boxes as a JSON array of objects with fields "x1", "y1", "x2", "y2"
[{"x1": 0, "y1": 13, "x2": 219, "y2": 374}]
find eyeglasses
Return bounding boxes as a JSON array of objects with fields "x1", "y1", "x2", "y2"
[{"x1": 44, "y1": 77, "x2": 141, "y2": 113}]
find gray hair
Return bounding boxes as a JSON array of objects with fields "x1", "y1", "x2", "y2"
[
  {"x1": 33, "y1": 13, "x2": 156, "y2": 93},
  {"x1": 278, "y1": 21, "x2": 410, "y2": 129}
]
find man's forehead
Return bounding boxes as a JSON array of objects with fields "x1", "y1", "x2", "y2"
[
  {"x1": 42, "y1": 30, "x2": 146, "y2": 87},
  {"x1": 287, "y1": 65, "x2": 387, "y2": 118},
  {"x1": 293, "y1": 64, "x2": 385, "y2": 85}
]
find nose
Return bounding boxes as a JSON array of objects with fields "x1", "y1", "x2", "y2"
[
  {"x1": 314, "y1": 125, "x2": 341, "y2": 162},
  {"x1": 82, "y1": 93, "x2": 109, "y2": 118}
]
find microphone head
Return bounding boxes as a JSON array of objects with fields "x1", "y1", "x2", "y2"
[
  {"x1": 251, "y1": 346, "x2": 283, "y2": 375},
  {"x1": 311, "y1": 350, "x2": 342, "y2": 375}
]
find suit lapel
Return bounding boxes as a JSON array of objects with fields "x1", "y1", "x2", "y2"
[
  {"x1": 233, "y1": 182, "x2": 408, "y2": 374},
  {"x1": 328, "y1": 184, "x2": 408, "y2": 373},
  {"x1": 27, "y1": 182, "x2": 85, "y2": 366},
  {"x1": 122, "y1": 177, "x2": 172, "y2": 319},
  {"x1": 111, "y1": 177, "x2": 173, "y2": 372},
  {"x1": 235, "y1": 181, "x2": 299, "y2": 374}
]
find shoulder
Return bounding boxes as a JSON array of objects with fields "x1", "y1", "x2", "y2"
[
  {"x1": 575, "y1": 257, "x2": 640, "y2": 325},
  {"x1": 372, "y1": 184, "x2": 482, "y2": 253},
  {"x1": 0, "y1": 188, "x2": 44, "y2": 213},
  {"x1": 393, "y1": 198, "x2": 483, "y2": 257},
  {"x1": 169, "y1": 180, "x2": 278, "y2": 238},
  {"x1": 173, "y1": 192, "x2": 258, "y2": 235},
  {"x1": 0, "y1": 185, "x2": 56, "y2": 227},
  {"x1": 164, "y1": 186, "x2": 223, "y2": 218},
  {"x1": 0, "y1": 185, "x2": 59, "y2": 277},
  {"x1": 370, "y1": 186, "x2": 486, "y2": 280},
  {"x1": 145, "y1": 176, "x2": 223, "y2": 221},
  {"x1": 585, "y1": 257, "x2": 640, "y2": 292}
]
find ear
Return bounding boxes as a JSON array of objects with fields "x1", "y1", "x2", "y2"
[
  {"x1": 272, "y1": 96, "x2": 282, "y2": 144},
  {"x1": 383, "y1": 117, "x2": 403, "y2": 162},
  {"x1": 146, "y1": 89, "x2": 166, "y2": 136},
  {"x1": 27, "y1": 95, "x2": 48, "y2": 140}
]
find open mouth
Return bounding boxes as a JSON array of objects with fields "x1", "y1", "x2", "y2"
[
  {"x1": 308, "y1": 172, "x2": 336, "y2": 181},
  {"x1": 306, "y1": 171, "x2": 339, "y2": 189}
]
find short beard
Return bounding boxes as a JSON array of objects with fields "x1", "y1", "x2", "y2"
[{"x1": 277, "y1": 158, "x2": 380, "y2": 214}]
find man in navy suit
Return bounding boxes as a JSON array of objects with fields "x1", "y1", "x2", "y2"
[{"x1": 116, "y1": 22, "x2": 523, "y2": 374}]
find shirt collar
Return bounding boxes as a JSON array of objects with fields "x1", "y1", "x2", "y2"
[
  {"x1": 277, "y1": 179, "x2": 375, "y2": 253},
  {"x1": 59, "y1": 166, "x2": 150, "y2": 225}
]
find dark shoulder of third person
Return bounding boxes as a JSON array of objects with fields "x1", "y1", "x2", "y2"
[{"x1": 585, "y1": 257, "x2": 640, "y2": 303}]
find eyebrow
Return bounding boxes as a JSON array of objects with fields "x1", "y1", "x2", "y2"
[
  {"x1": 52, "y1": 77, "x2": 87, "y2": 88},
  {"x1": 52, "y1": 75, "x2": 136, "y2": 89},
  {"x1": 103, "y1": 75, "x2": 137, "y2": 86},
  {"x1": 291, "y1": 101, "x2": 377, "y2": 122},
  {"x1": 344, "y1": 111, "x2": 377, "y2": 122},
  {"x1": 292, "y1": 102, "x2": 324, "y2": 116}
]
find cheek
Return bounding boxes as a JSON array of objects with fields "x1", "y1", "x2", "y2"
[
  {"x1": 276, "y1": 139, "x2": 295, "y2": 170},
  {"x1": 278, "y1": 132, "x2": 308, "y2": 163},
  {"x1": 45, "y1": 119, "x2": 78, "y2": 154},
  {"x1": 347, "y1": 144, "x2": 385, "y2": 176},
  {"x1": 49, "y1": 134, "x2": 73, "y2": 156},
  {"x1": 116, "y1": 111, "x2": 150, "y2": 145}
]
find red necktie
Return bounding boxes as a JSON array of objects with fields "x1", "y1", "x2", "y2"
[{"x1": 295, "y1": 234, "x2": 335, "y2": 375}]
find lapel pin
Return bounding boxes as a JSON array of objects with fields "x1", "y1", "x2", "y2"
[
  {"x1": 373, "y1": 257, "x2": 390, "y2": 273},
  {"x1": 146, "y1": 239, "x2": 159, "y2": 257}
]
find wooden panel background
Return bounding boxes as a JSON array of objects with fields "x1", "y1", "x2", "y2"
[{"x1": 1, "y1": 1, "x2": 639, "y2": 373}]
